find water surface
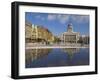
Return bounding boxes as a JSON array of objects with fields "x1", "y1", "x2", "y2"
[{"x1": 25, "y1": 48, "x2": 89, "y2": 68}]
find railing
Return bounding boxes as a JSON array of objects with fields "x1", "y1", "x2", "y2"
[{"x1": 26, "y1": 43, "x2": 89, "y2": 48}]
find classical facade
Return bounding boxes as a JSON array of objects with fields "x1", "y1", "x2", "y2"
[
  {"x1": 25, "y1": 22, "x2": 54, "y2": 44},
  {"x1": 25, "y1": 22, "x2": 33, "y2": 42},
  {"x1": 60, "y1": 23, "x2": 80, "y2": 43}
]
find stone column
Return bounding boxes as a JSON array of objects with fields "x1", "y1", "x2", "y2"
[
  {"x1": 76, "y1": 35, "x2": 77, "y2": 44},
  {"x1": 64, "y1": 35, "x2": 65, "y2": 44}
]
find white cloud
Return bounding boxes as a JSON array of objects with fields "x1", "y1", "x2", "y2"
[
  {"x1": 35, "y1": 15, "x2": 41, "y2": 18},
  {"x1": 57, "y1": 14, "x2": 70, "y2": 24},
  {"x1": 71, "y1": 15, "x2": 89, "y2": 23},
  {"x1": 47, "y1": 14, "x2": 70, "y2": 24},
  {"x1": 35, "y1": 15, "x2": 45, "y2": 21},
  {"x1": 47, "y1": 14, "x2": 56, "y2": 20},
  {"x1": 41, "y1": 17, "x2": 45, "y2": 21},
  {"x1": 46, "y1": 14, "x2": 89, "y2": 24}
]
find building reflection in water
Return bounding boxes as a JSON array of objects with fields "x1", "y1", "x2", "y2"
[
  {"x1": 62, "y1": 48, "x2": 80, "y2": 59},
  {"x1": 62, "y1": 48, "x2": 81, "y2": 66},
  {"x1": 26, "y1": 48, "x2": 89, "y2": 68},
  {"x1": 62, "y1": 48, "x2": 89, "y2": 66},
  {"x1": 25, "y1": 48, "x2": 52, "y2": 65}
]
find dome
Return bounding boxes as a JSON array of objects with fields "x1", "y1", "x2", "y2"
[
  {"x1": 68, "y1": 23, "x2": 73, "y2": 29},
  {"x1": 67, "y1": 23, "x2": 73, "y2": 32},
  {"x1": 68, "y1": 23, "x2": 72, "y2": 26}
]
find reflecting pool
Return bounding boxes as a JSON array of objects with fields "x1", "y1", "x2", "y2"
[{"x1": 25, "y1": 48, "x2": 89, "y2": 68}]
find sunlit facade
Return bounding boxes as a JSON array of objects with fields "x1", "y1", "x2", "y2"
[
  {"x1": 60, "y1": 23, "x2": 80, "y2": 43},
  {"x1": 25, "y1": 22, "x2": 54, "y2": 44},
  {"x1": 25, "y1": 22, "x2": 33, "y2": 42}
]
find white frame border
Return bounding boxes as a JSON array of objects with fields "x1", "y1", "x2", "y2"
[{"x1": 19, "y1": 5, "x2": 95, "y2": 76}]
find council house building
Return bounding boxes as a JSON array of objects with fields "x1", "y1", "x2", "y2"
[{"x1": 60, "y1": 23, "x2": 80, "y2": 44}]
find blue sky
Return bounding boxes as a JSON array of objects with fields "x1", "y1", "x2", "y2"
[{"x1": 25, "y1": 12, "x2": 89, "y2": 36}]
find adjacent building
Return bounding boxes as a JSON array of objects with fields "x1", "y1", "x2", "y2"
[
  {"x1": 25, "y1": 22, "x2": 32, "y2": 43},
  {"x1": 25, "y1": 22, "x2": 54, "y2": 44},
  {"x1": 79, "y1": 35, "x2": 89, "y2": 44}
]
